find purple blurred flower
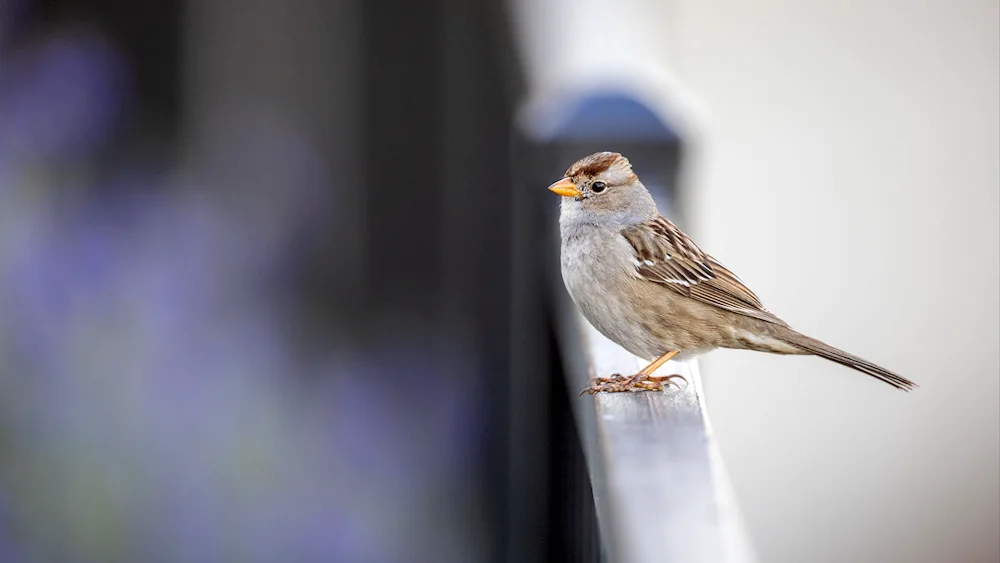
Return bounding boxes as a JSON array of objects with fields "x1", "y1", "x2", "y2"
[
  {"x1": 0, "y1": 175, "x2": 484, "y2": 563},
  {"x1": 0, "y1": 29, "x2": 129, "y2": 162},
  {"x1": 0, "y1": 21, "x2": 484, "y2": 562}
]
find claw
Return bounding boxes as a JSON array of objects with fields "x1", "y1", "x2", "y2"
[
  {"x1": 580, "y1": 373, "x2": 629, "y2": 395},
  {"x1": 648, "y1": 373, "x2": 688, "y2": 391},
  {"x1": 593, "y1": 373, "x2": 628, "y2": 384},
  {"x1": 580, "y1": 372, "x2": 688, "y2": 396}
]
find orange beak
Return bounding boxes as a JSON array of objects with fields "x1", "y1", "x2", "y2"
[{"x1": 547, "y1": 177, "x2": 582, "y2": 198}]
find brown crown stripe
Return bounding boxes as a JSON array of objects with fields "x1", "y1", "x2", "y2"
[{"x1": 565, "y1": 151, "x2": 623, "y2": 177}]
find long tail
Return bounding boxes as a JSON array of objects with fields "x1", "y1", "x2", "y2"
[{"x1": 778, "y1": 330, "x2": 917, "y2": 391}]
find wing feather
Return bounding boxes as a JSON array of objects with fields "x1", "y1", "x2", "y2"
[{"x1": 620, "y1": 217, "x2": 788, "y2": 326}]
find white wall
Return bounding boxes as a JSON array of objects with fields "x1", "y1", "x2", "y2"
[
  {"x1": 675, "y1": 3, "x2": 998, "y2": 562},
  {"x1": 512, "y1": 1, "x2": 999, "y2": 562}
]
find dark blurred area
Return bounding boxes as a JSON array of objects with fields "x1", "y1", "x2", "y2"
[{"x1": 0, "y1": 0, "x2": 606, "y2": 561}]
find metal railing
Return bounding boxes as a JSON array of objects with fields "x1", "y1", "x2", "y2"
[{"x1": 554, "y1": 294, "x2": 756, "y2": 563}]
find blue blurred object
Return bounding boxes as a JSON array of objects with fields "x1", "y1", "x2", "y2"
[{"x1": 553, "y1": 92, "x2": 681, "y2": 142}]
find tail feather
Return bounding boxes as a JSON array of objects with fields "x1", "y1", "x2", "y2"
[{"x1": 779, "y1": 331, "x2": 917, "y2": 391}]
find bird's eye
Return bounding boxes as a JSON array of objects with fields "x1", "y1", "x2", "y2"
[{"x1": 591, "y1": 181, "x2": 607, "y2": 193}]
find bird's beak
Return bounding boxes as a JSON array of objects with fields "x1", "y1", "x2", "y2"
[{"x1": 548, "y1": 177, "x2": 582, "y2": 198}]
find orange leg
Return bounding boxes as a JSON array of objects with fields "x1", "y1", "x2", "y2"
[
  {"x1": 640, "y1": 350, "x2": 680, "y2": 376},
  {"x1": 582, "y1": 350, "x2": 689, "y2": 395}
]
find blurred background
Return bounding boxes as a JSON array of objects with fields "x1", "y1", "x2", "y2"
[{"x1": 0, "y1": 1, "x2": 996, "y2": 562}]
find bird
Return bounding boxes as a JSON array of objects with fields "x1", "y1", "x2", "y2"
[{"x1": 549, "y1": 151, "x2": 916, "y2": 394}]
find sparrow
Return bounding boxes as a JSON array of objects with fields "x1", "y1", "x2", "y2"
[{"x1": 550, "y1": 151, "x2": 916, "y2": 394}]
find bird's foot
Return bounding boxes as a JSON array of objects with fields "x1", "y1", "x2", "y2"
[{"x1": 581, "y1": 372, "x2": 688, "y2": 395}]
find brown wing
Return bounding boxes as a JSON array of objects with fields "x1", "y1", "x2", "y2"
[{"x1": 621, "y1": 217, "x2": 788, "y2": 326}]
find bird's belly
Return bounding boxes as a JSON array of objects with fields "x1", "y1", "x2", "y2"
[
  {"x1": 562, "y1": 263, "x2": 679, "y2": 360},
  {"x1": 586, "y1": 305, "x2": 668, "y2": 360}
]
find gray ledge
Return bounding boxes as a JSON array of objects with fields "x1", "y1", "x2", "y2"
[{"x1": 555, "y1": 298, "x2": 757, "y2": 563}]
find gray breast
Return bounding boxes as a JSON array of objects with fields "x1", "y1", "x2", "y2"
[{"x1": 560, "y1": 228, "x2": 669, "y2": 360}]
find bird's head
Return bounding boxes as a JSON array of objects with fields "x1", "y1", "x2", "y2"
[{"x1": 548, "y1": 152, "x2": 657, "y2": 228}]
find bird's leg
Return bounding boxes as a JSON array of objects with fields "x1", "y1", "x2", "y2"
[{"x1": 582, "y1": 350, "x2": 688, "y2": 395}]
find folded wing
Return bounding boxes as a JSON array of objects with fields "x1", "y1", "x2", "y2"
[{"x1": 621, "y1": 217, "x2": 789, "y2": 326}]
